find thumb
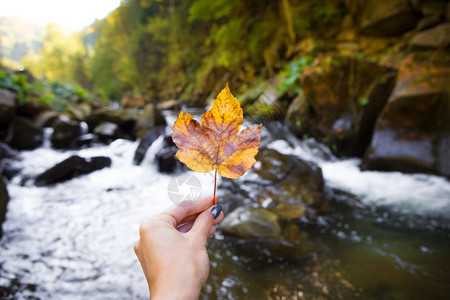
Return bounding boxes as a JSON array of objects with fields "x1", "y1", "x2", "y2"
[{"x1": 189, "y1": 205, "x2": 222, "y2": 244}]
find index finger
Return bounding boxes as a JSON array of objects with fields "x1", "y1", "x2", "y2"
[{"x1": 162, "y1": 196, "x2": 217, "y2": 227}]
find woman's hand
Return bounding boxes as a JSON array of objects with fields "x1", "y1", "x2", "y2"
[{"x1": 135, "y1": 197, "x2": 224, "y2": 300}]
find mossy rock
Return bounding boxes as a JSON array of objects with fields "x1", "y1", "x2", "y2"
[
  {"x1": 51, "y1": 118, "x2": 82, "y2": 149},
  {"x1": 285, "y1": 54, "x2": 396, "y2": 157},
  {"x1": 362, "y1": 54, "x2": 450, "y2": 177},
  {"x1": 222, "y1": 207, "x2": 282, "y2": 239},
  {"x1": 133, "y1": 103, "x2": 166, "y2": 138},
  {"x1": 0, "y1": 88, "x2": 16, "y2": 129},
  {"x1": 222, "y1": 148, "x2": 329, "y2": 220},
  {"x1": 10, "y1": 117, "x2": 43, "y2": 150},
  {"x1": 85, "y1": 107, "x2": 140, "y2": 132}
]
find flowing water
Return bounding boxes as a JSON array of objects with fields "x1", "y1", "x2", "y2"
[{"x1": 1, "y1": 120, "x2": 449, "y2": 299}]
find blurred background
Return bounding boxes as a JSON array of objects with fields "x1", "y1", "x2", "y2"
[{"x1": 1, "y1": 0, "x2": 449, "y2": 299}]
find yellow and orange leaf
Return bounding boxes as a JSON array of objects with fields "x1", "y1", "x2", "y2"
[{"x1": 172, "y1": 84, "x2": 262, "y2": 181}]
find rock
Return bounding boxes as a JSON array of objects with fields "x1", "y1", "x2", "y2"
[
  {"x1": 76, "y1": 133, "x2": 95, "y2": 148},
  {"x1": 270, "y1": 203, "x2": 306, "y2": 221},
  {"x1": 362, "y1": 54, "x2": 450, "y2": 176},
  {"x1": 133, "y1": 126, "x2": 165, "y2": 165},
  {"x1": 0, "y1": 88, "x2": 16, "y2": 129},
  {"x1": 35, "y1": 155, "x2": 112, "y2": 186},
  {"x1": 221, "y1": 206, "x2": 310, "y2": 261},
  {"x1": 10, "y1": 117, "x2": 43, "y2": 150},
  {"x1": 447, "y1": 1, "x2": 450, "y2": 21},
  {"x1": 237, "y1": 80, "x2": 268, "y2": 108},
  {"x1": 85, "y1": 107, "x2": 139, "y2": 132},
  {"x1": 285, "y1": 95, "x2": 315, "y2": 139},
  {"x1": 245, "y1": 78, "x2": 292, "y2": 123},
  {"x1": 51, "y1": 119, "x2": 82, "y2": 149},
  {"x1": 412, "y1": 23, "x2": 450, "y2": 48},
  {"x1": 360, "y1": 0, "x2": 418, "y2": 36},
  {"x1": 437, "y1": 134, "x2": 450, "y2": 177},
  {"x1": 0, "y1": 176, "x2": 9, "y2": 237},
  {"x1": 155, "y1": 135, "x2": 180, "y2": 173},
  {"x1": 416, "y1": 13, "x2": 445, "y2": 31},
  {"x1": 121, "y1": 93, "x2": 146, "y2": 108},
  {"x1": 222, "y1": 207, "x2": 282, "y2": 239},
  {"x1": 93, "y1": 122, "x2": 127, "y2": 143},
  {"x1": 254, "y1": 148, "x2": 328, "y2": 214},
  {"x1": 133, "y1": 104, "x2": 166, "y2": 138},
  {"x1": 66, "y1": 102, "x2": 92, "y2": 121},
  {"x1": 286, "y1": 55, "x2": 396, "y2": 157},
  {"x1": 17, "y1": 98, "x2": 49, "y2": 117},
  {"x1": 220, "y1": 148, "x2": 328, "y2": 220},
  {"x1": 156, "y1": 99, "x2": 179, "y2": 111},
  {"x1": 420, "y1": 1, "x2": 447, "y2": 16},
  {"x1": 0, "y1": 142, "x2": 17, "y2": 160},
  {"x1": 33, "y1": 111, "x2": 59, "y2": 129}
]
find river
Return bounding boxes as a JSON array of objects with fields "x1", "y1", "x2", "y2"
[{"x1": 1, "y1": 118, "x2": 449, "y2": 299}]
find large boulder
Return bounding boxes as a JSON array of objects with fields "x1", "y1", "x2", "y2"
[
  {"x1": 51, "y1": 118, "x2": 82, "y2": 149},
  {"x1": 412, "y1": 23, "x2": 450, "y2": 48},
  {"x1": 133, "y1": 126, "x2": 165, "y2": 165},
  {"x1": 17, "y1": 97, "x2": 49, "y2": 118},
  {"x1": 85, "y1": 107, "x2": 139, "y2": 133},
  {"x1": 10, "y1": 117, "x2": 43, "y2": 150},
  {"x1": 121, "y1": 93, "x2": 146, "y2": 108},
  {"x1": 222, "y1": 207, "x2": 282, "y2": 239},
  {"x1": 416, "y1": 13, "x2": 445, "y2": 31},
  {"x1": 35, "y1": 155, "x2": 112, "y2": 186},
  {"x1": 285, "y1": 55, "x2": 396, "y2": 157},
  {"x1": 254, "y1": 148, "x2": 328, "y2": 218},
  {"x1": 0, "y1": 176, "x2": 9, "y2": 238},
  {"x1": 155, "y1": 135, "x2": 181, "y2": 173},
  {"x1": 362, "y1": 54, "x2": 450, "y2": 177},
  {"x1": 157, "y1": 99, "x2": 179, "y2": 111},
  {"x1": 33, "y1": 111, "x2": 59, "y2": 129},
  {"x1": 0, "y1": 88, "x2": 16, "y2": 129},
  {"x1": 221, "y1": 206, "x2": 310, "y2": 261},
  {"x1": 133, "y1": 103, "x2": 166, "y2": 138},
  {"x1": 360, "y1": 0, "x2": 418, "y2": 36},
  {"x1": 93, "y1": 122, "x2": 127, "y2": 143},
  {"x1": 220, "y1": 148, "x2": 328, "y2": 220}
]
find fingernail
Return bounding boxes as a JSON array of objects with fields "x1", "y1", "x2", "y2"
[{"x1": 211, "y1": 205, "x2": 222, "y2": 219}]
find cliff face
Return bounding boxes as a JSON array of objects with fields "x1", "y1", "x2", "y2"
[{"x1": 245, "y1": 0, "x2": 450, "y2": 177}]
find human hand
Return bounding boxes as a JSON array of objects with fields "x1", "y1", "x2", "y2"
[{"x1": 135, "y1": 197, "x2": 224, "y2": 300}]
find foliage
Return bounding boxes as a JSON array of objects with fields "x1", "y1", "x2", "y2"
[
  {"x1": 277, "y1": 56, "x2": 313, "y2": 95},
  {"x1": 16, "y1": 23, "x2": 93, "y2": 98},
  {"x1": 0, "y1": 69, "x2": 89, "y2": 111},
  {"x1": 0, "y1": 70, "x2": 29, "y2": 100},
  {"x1": 15, "y1": 0, "x2": 345, "y2": 103}
]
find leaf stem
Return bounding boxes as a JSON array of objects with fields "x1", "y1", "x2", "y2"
[{"x1": 213, "y1": 168, "x2": 217, "y2": 205}]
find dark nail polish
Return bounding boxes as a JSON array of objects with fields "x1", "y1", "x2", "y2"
[{"x1": 211, "y1": 205, "x2": 222, "y2": 219}]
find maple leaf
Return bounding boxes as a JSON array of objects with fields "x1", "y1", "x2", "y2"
[{"x1": 172, "y1": 84, "x2": 262, "y2": 203}]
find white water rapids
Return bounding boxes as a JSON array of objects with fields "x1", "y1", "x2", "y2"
[{"x1": 1, "y1": 124, "x2": 449, "y2": 299}]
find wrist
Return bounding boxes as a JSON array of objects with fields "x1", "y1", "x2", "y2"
[
  {"x1": 150, "y1": 284, "x2": 201, "y2": 300},
  {"x1": 149, "y1": 272, "x2": 202, "y2": 300}
]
